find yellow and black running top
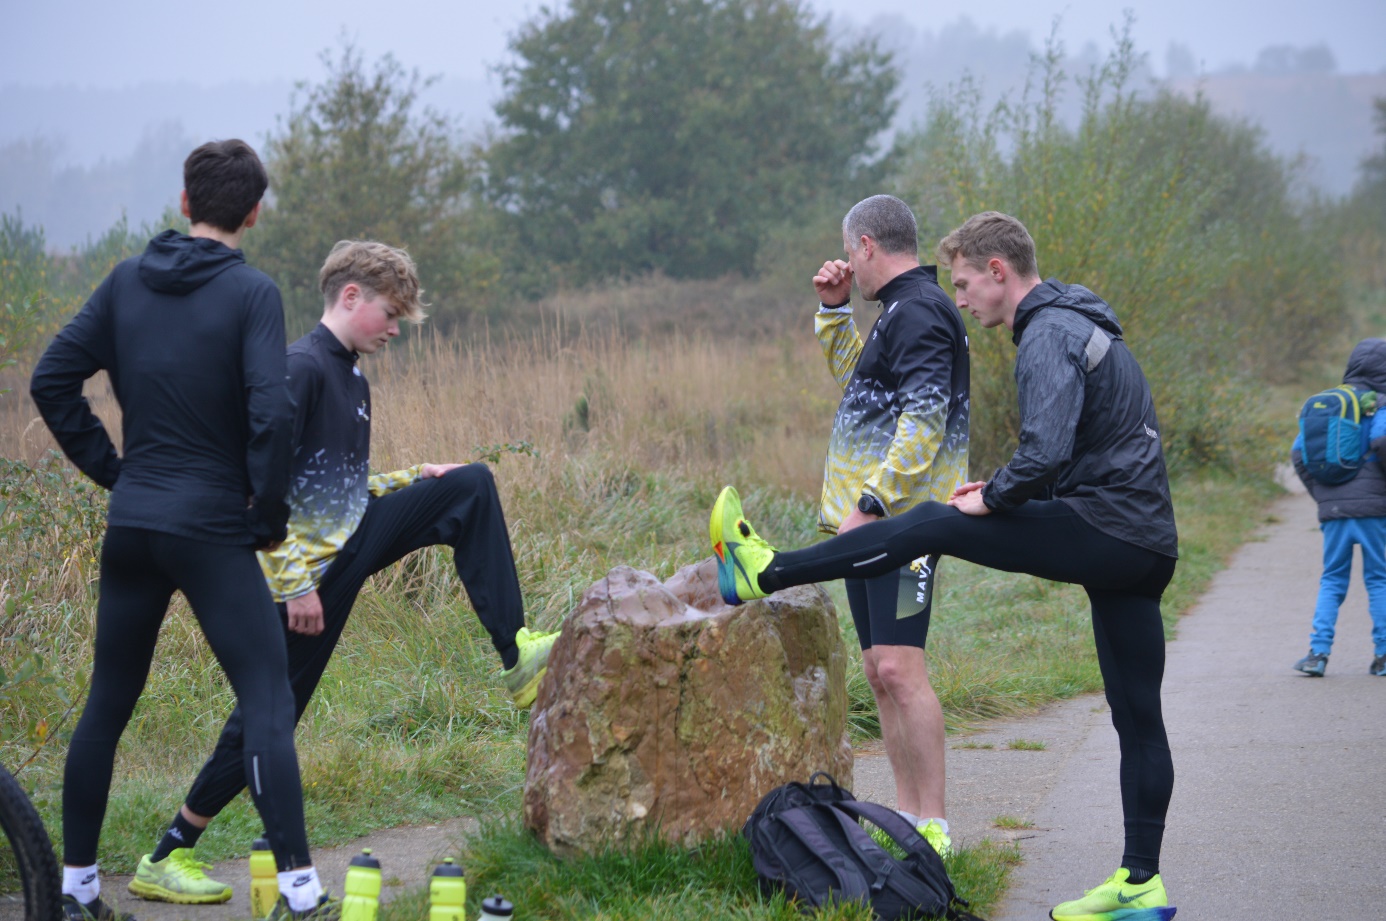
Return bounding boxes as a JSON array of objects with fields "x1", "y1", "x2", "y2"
[
  {"x1": 256, "y1": 324, "x2": 420, "y2": 601},
  {"x1": 815, "y1": 265, "x2": 970, "y2": 532}
]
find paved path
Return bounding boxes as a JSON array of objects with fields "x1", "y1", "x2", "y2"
[
  {"x1": 907, "y1": 491, "x2": 1385, "y2": 920},
  {"x1": 991, "y1": 492, "x2": 1386, "y2": 919},
  {"x1": 856, "y1": 492, "x2": 1386, "y2": 918},
  {"x1": 18, "y1": 491, "x2": 1385, "y2": 919}
]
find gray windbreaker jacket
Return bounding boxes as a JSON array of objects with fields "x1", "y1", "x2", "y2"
[{"x1": 981, "y1": 279, "x2": 1179, "y2": 558}]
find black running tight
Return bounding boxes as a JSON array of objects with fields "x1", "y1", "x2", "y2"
[
  {"x1": 762, "y1": 499, "x2": 1176, "y2": 872},
  {"x1": 185, "y1": 464, "x2": 527, "y2": 820},
  {"x1": 62, "y1": 527, "x2": 311, "y2": 871}
]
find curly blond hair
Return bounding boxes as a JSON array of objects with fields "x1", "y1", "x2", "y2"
[{"x1": 318, "y1": 240, "x2": 428, "y2": 322}]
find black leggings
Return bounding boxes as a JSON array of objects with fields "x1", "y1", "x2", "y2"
[
  {"x1": 185, "y1": 464, "x2": 526, "y2": 820},
  {"x1": 763, "y1": 499, "x2": 1176, "y2": 872},
  {"x1": 63, "y1": 527, "x2": 310, "y2": 870}
]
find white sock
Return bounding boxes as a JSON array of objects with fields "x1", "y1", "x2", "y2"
[
  {"x1": 920, "y1": 817, "x2": 950, "y2": 835},
  {"x1": 63, "y1": 865, "x2": 100, "y2": 904},
  {"x1": 896, "y1": 809, "x2": 921, "y2": 826},
  {"x1": 278, "y1": 867, "x2": 324, "y2": 912}
]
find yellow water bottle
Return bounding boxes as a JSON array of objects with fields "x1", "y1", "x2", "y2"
[
  {"x1": 249, "y1": 837, "x2": 278, "y2": 918},
  {"x1": 341, "y1": 848, "x2": 381, "y2": 921},
  {"x1": 428, "y1": 857, "x2": 466, "y2": 921},
  {"x1": 479, "y1": 895, "x2": 514, "y2": 920}
]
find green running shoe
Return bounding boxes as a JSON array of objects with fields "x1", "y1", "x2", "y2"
[
  {"x1": 127, "y1": 848, "x2": 231, "y2": 904},
  {"x1": 267, "y1": 893, "x2": 342, "y2": 920},
  {"x1": 62, "y1": 895, "x2": 139, "y2": 921},
  {"x1": 917, "y1": 819, "x2": 952, "y2": 858},
  {"x1": 710, "y1": 486, "x2": 775, "y2": 605},
  {"x1": 1049, "y1": 868, "x2": 1175, "y2": 920},
  {"x1": 502, "y1": 626, "x2": 559, "y2": 707}
]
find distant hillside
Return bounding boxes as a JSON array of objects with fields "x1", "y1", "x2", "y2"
[{"x1": 1168, "y1": 71, "x2": 1386, "y2": 194}]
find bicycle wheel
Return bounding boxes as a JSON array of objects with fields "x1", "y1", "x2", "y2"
[{"x1": 0, "y1": 765, "x2": 60, "y2": 921}]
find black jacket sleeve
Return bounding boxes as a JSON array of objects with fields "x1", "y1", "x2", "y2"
[
  {"x1": 29, "y1": 277, "x2": 122, "y2": 489},
  {"x1": 984, "y1": 319, "x2": 1085, "y2": 511},
  {"x1": 241, "y1": 283, "x2": 293, "y2": 547}
]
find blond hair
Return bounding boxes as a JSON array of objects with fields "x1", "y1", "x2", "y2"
[
  {"x1": 935, "y1": 211, "x2": 1039, "y2": 278},
  {"x1": 318, "y1": 240, "x2": 428, "y2": 322}
]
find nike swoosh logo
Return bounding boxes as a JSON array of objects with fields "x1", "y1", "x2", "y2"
[
  {"x1": 1117, "y1": 888, "x2": 1156, "y2": 904},
  {"x1": 726, "y1": 540, "x2": 752, "y2": 587},
  {"x1": 292, "y1": 875, "x2": 313, "y2": 887}
]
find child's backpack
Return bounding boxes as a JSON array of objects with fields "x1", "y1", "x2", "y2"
[
  {"x1": 742, "y1": 772, "x2": 986, "y2": 921},
  {"x1": 1299, "y1": 384, "x2": 1376, "y2": 485}
]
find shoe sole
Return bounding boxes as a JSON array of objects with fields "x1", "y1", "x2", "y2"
[
  {"x1": 508, "y1": 666, "x2": 548, "y2": 708},
  {"x1": 127, "y1": 878, "x2": 232, "y2": 904},
  {"x1": 1051, "y1": 907, "x2": 1175, "y2": 920},
  {"x1": 710, "y1": 487, "x2": 742, "y2": 605}
]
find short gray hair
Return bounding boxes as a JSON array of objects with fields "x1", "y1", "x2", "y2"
[{"x1": 842, "y1": 195, "x2": 918, "y2": 256}]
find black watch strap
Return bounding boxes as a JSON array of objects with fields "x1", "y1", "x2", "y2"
[{"x1": 857, "y1": 494, "x2": 886, "y2": 517}]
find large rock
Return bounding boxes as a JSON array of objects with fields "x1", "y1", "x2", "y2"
[{"x1": 523, "y1": 557, "x2": 852, "y2": 856}]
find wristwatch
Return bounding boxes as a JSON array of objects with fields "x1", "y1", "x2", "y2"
[{"x1": 857, "y1": 494, "x2": 886, "y2": 517}]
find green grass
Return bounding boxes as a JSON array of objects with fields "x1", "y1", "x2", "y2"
[
  {"x1": 992, "y1": 816, "x2": 1035, "y2": 830},
  {"x1": 0, "y1": 432, "x2": 1287, "y2": 917},
  {"x1": 1005, "y1": 739, "x2": 1046, "y2": 752},
  {"x1": 363, "y1": 821, "x2": 1021, "y2": 921}
]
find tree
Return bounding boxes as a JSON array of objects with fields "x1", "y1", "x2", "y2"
[
  {"x1": 486, "y1": 0, "x2": 897, "y2": 280},
  {"x1": 247, "y1": 45, "x2": 495, "y2": 331}
]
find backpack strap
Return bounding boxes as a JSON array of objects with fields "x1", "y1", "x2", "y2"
[
  {"x1": 831, "y1": 800, "x2": 944, "y2": 871},
  {"x1": 772, "y1": 806, "x2": 873, "y2": 907},
  {"x1": 818, "y1": 804, "x2": 952, "y2": 912},
  {"x1": 829, "y1": 801, "x2": 991, "y2": 921}
]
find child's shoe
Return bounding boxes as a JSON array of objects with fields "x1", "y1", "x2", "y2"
[
  {"x1": 62, "y1": 894, "x2": 138, "y2": 920},
  {"x1": 1293, "y1": 651, "x2": 1328, "y2": 676},
  {"x1": 501, "y1": 627, "x2": 559, "y2": 707},
  {"x1": 127, "y1": 848, "x2": 231, "y2": 903},
  {"x1": 1370, "y1": 653, "x2": 1386, "y2": 676}
]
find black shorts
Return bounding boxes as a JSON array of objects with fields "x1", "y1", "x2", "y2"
[{"x1": 844, "y1": 553, "x2": 939, "y2": 649}]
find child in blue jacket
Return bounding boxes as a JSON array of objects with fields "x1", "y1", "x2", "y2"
[{"x1": 1291, "y1": 337, "x2": 1386, "y2": 677}]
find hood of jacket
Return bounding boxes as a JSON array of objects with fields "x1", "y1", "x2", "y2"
[
  {"x1": 1342, "y1": 338, "x2": 1386, "y2": 393},
  {"x1": 1011, "y1": 279, "x2": 1123, "y2": 344},
  {"x1": 138, "y1": 229, "x2": 245, "y2": 295}
]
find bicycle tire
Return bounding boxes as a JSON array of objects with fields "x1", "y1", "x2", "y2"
[{"x1": 0, "y1": 765, "x2": 61, "y2": 921}]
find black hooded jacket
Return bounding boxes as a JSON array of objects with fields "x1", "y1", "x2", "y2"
[
  {"x1": 30, "y1": 230, "x2": 292, "y2": 545},
  {"x1": 981, "y1": 279, "x2": 1179, "y2": 558},
  {"x1": 1292, "y1": 337, "x2": 1386, "y2": 522}
]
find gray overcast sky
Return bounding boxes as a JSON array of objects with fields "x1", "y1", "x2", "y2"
[{"x1": 4, "y1": 0, "x2": 1384, "y2": 90}]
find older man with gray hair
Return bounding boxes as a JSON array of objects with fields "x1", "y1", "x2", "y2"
[{"x1": 809, "y1": 193, "x2": 970, "y2": 853}]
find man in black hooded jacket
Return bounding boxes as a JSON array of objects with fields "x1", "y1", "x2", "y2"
[
  {"x1": 710, "y1": 211, "x2": 1179, "y2": 921},
  {"x1": 30, "y1": 140, "x2": 331, "y2": 921}
]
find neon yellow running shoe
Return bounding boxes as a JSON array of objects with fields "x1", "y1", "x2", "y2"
[
  {"x1": 710, "y1": 486, "x2": 775, "y2": 605},
  {"x1": 502, "y1": 626, "x2": 559, "y2": 707},
  {"x1": 917, "y1": 819, "x2": 952, "y2": 858},
  {"x1": 127, "y1": 848, "x2": 231, "y2": 904},
  {"x1": 1049, "y1": 868, "x2": 1175, "y2": 920}
]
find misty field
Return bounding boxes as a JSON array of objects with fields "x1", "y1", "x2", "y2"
[{"x1": 0, "y1": 297, "x2": 1295, "y2": 918}]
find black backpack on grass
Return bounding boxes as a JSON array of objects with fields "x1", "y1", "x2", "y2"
[{"x1": 742, "y1": 773, "x2": 986, "y2": 921}]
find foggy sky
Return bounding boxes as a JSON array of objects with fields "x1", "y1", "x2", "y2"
[
  {"x1": 4, "y1": 0, "x2": 1384, "y2": 245},
  {"x1": 5, "y1": 0, "x2": 1383, "y2": 92}
]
